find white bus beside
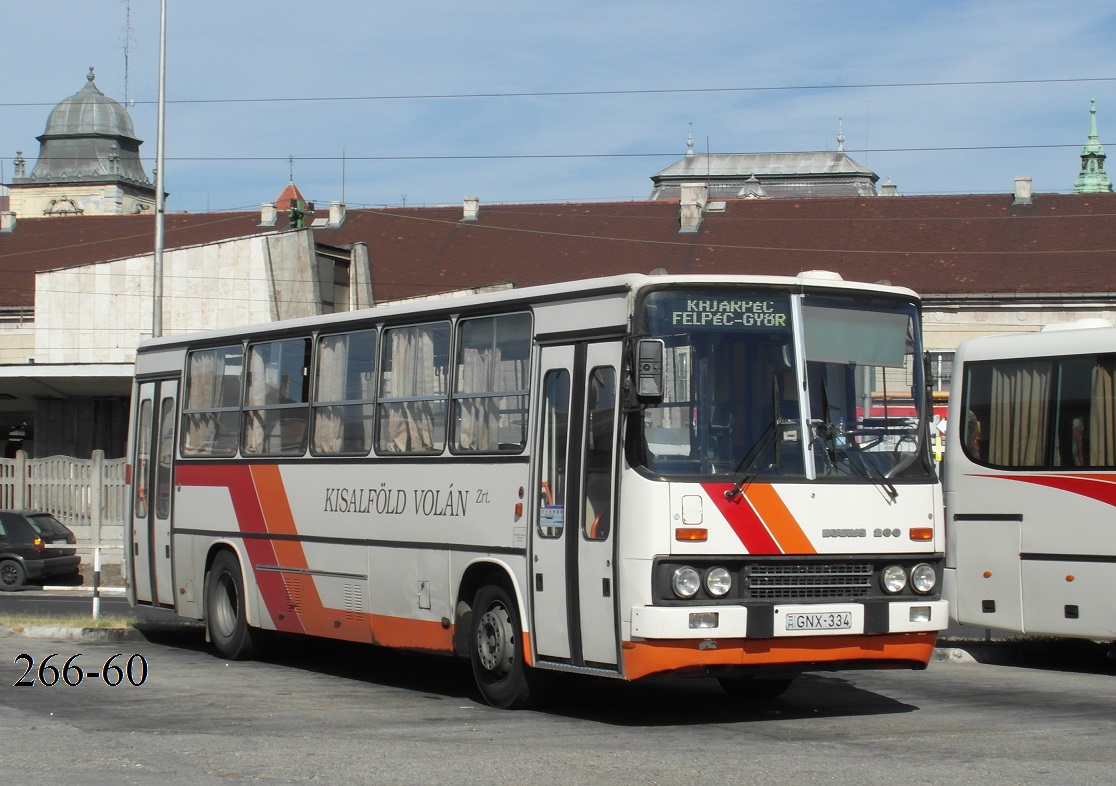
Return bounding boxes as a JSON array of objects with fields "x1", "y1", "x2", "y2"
[
  {"x1": 126, "y1": 272, "x2": 946, "y2": 708},
  {"x1": 944, "y1": 319, "x2": 1116, "y2": 639}
]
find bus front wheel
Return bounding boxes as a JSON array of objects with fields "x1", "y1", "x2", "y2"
[
  {"x1": 205, "y1": 550, "x2": 267, "y2": 660},
  {"x1": 470, "y1": 584, "x2": 532, "y2": 709}
]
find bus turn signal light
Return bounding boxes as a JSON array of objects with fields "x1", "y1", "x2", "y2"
[
  {"x1": 675, "y1": 527, "x2": 708, "y2": 542},
  {"x1": 908, "y1": 527, "x2": 933, "y2": 541}
]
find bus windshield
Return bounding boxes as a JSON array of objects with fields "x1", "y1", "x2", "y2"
[{"x1": 636, "y1": 288, "x2": 931, "y2": 481}]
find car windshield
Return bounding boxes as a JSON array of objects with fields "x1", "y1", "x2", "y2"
[{"x1": 635, "y1": 287, "x2": 932, "y2": 482}]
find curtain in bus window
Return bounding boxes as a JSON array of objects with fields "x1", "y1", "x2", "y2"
[
  {"x1": 243, "y1": 348, "x2": 268, "y2": 455},
  {"x1": 182, "y1": 347, "x2": 242, "y2": 456},
  {"x1": 1092, "y1": 358, "x2": 1116, "y2": 467},
  {"x1": 314, "y1": 336, "x2": 346, "y2": 453},
  {"x1": 314, "y1": 331, "x2": 376, "y2": 455},
  {"x1": 457, "y1": 346, "x2": 501, "y2": 450},
  {"x1": 380, "y1": 324, "x2": 447, "y2": 453},
  {"x1": 989, "y1": 360, "x2": 1052, "y2": 467},
  {"x1": 183, "y1": 351, "x2": 217, "y2": 455}
]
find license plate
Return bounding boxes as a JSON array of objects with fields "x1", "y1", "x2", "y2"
[{"x1": 784, "y1": 611, "x2": 853, "y2": 631}]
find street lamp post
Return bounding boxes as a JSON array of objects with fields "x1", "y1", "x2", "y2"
[{"x1": 152, "y1": 0, "x2": 167, "y2": 338}]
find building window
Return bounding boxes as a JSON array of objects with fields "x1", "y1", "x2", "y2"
[{"x1": 929, "y1": 351, "x2": 954, "y2": 393}]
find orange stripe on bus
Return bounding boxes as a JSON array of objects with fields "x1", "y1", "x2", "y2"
[
  {"x1": 249, "y1": 465, "x2": 308, "y2": 569},
  {"x1": 746, "y1": 485, "x2": 817, "y2": 555},
  {"x1": 620, "y1": 632, "x2": 936, "y2": 681},
  {"x1": 248, "y1": 465, "x2": 349, "y2": 639},
  {"x1": 367, "y1": 614, "x2": 455, "y2": 653}
]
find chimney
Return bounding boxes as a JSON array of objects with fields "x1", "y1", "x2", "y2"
[
  {"x1": 260, "y1": 202, "x2": 277, "y2": 227},
  {"x1": 1013, "y1": 176, "x2": 1033, "y2": 206},
  {"x1": 462, "y1": 196, "x2": 480, "y2": 222},
  {"x1": 679, "y1": 182, "x2": 708, "y2": 233},
  {"x1": 328, "y1": 200, "x2": 346, "y2": 227},
  {"x1": 0, "y1": 211, "x2": 15, "y2": 233}
]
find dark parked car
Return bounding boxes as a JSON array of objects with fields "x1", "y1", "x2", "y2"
[{"x1": 0, "y1": 510, "x2": 82, "y2": 590}]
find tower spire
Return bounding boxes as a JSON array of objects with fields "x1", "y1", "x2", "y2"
[{"x1": 1074, "y1": 98, "x2": 1113, "y2": 193}]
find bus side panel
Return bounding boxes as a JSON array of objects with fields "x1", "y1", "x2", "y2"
[
  {"x1": 948, "y1": 516, "x2": 1023, "y2": 631},
  {"x1": 1022, "y1": 559, "x2": 1116, "y2": 639}
]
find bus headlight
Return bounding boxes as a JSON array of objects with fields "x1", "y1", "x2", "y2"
[
  {"x1": 910, "y1": 563, "x2": 937, "y2": 594},
  {"x1": 671, "y1": 566, "x2": 701, "y2": 599},
  {"x1": 705, "y1": 567, "x2": 732, "y2": 597},
  {"x1": 881, "y1": 564, "x2": 908, "y2": 594}
]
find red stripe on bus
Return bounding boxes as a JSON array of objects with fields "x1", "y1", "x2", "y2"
[
  {"x1": 175, "y1": 464, "x2": 305, "y2": 635},
  {"x1": 977, "y1": 473, "x2": 1116, "y2": 508},
  {"x1": 703, "y1": 483, "x2": 783, "y2": 554}
]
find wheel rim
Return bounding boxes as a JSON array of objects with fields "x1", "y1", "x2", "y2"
[
  {"x1": 1, "y1": 563, "x2": 18, "y2": 586},
  {"x1": 212, "y1": 572, "x2": 239, "y2": 638},
  {"x1": 475, "y1": 602, "x2": 514, "y2": 677}
]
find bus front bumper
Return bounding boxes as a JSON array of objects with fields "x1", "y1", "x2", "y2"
[{"x1": 631, "y1": 599, "x2": 949, "y2": 640}]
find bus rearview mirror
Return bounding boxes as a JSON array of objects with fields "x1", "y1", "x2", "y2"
[{"x1": 636, "y1": 339, "x2": 665, "y2": 400}]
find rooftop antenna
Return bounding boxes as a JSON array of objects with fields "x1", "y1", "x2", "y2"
[
  {"x1": 122, "y1": 0, "x2": 136, "y2": 106},
  {"x1": 341, "y1": 149, "x2": 347, "y2": 204},
  {"x1": 289, "y1": 154, "x2": 295, "y2": 183}
]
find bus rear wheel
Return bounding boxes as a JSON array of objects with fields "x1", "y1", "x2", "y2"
[
  {"x1": 470, "y1": 584, "x2": 532, "y2": 709},
  {"x1": 205, "y1": 550, "x2": 267, "y2": 660}
]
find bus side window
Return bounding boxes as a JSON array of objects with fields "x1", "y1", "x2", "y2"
[
  {"x1": 452, "y1": 313, "x2": 531, "y2": 453},
  {"x1": 376, "y1": 322, "x2": 450, "y2": 454},
  {"x1": 583, "y1": 367, "x2": 616, "y2": 540},
  {"x1": 243, "y1": 338, "x2": 311, "y2": 456},
  {"x1": 181, "y1": 345, "x2": 243, "y2": 457},
  {"x1": 537, "y1": 370, "x2": 570, "y2": 539},
  {"x1": 312, "y1": 329, "x2": 377, "y2": 456}
]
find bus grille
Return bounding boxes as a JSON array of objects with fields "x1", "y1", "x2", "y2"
[{"x1": 746, "y1": 563, "x2": 873, "y2": 601}]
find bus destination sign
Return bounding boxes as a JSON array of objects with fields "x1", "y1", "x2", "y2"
[{"x1": 668, "y1": 296, "x2": 790, "y2": 329}]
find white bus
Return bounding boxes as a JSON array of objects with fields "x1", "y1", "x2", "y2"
[
  {"x1": 944, "y1": 319, "x2": 1116, "y2": 640},
  {"x1": 126, "y1": 272, "x2": 946, "y2": 708}
]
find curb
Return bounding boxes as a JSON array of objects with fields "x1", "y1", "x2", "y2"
[
  {"x1": 39, "y1": 586, "x2": 126, "y2": 594},
  {"x1": 931, "y1": 646, "x2": 977, "y2": 663},
  {"x1": 3, "y1": 625, "x2": 143, "y2": 641}
]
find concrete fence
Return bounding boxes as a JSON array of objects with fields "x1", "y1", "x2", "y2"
[{"x1": 0, "y1": 450, "x2": 127, "y2": 582}]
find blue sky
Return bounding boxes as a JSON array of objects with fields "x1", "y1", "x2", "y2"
[{"x1": 2, "y1": 0, "x2": 1114, "y2": 213}]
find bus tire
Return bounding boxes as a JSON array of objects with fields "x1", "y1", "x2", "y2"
[
  {"x1": 470, "y1": 583, "x2": 532, "y2": 709},
  {"x1": 205, "y1": 550, "x2": 266, "y2": 660},
  {"x1": 718, "y1": 675, "x2": 795, "y2": 700}
]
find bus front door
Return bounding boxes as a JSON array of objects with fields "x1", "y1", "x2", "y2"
[
  {"x1": 531, "y1": 341, "x2": 620, "y2": 670},
  {"x1": 129, "y1": 379, "x2": 178, "y2": 608}
]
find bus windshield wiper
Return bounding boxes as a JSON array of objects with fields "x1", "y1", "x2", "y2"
[
  {"x1": 725, "y1": 377, "x2": 783, "y2": 501},
  {"x1": 845, "y1": 438, "x2": 899, "y2": 502}
]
